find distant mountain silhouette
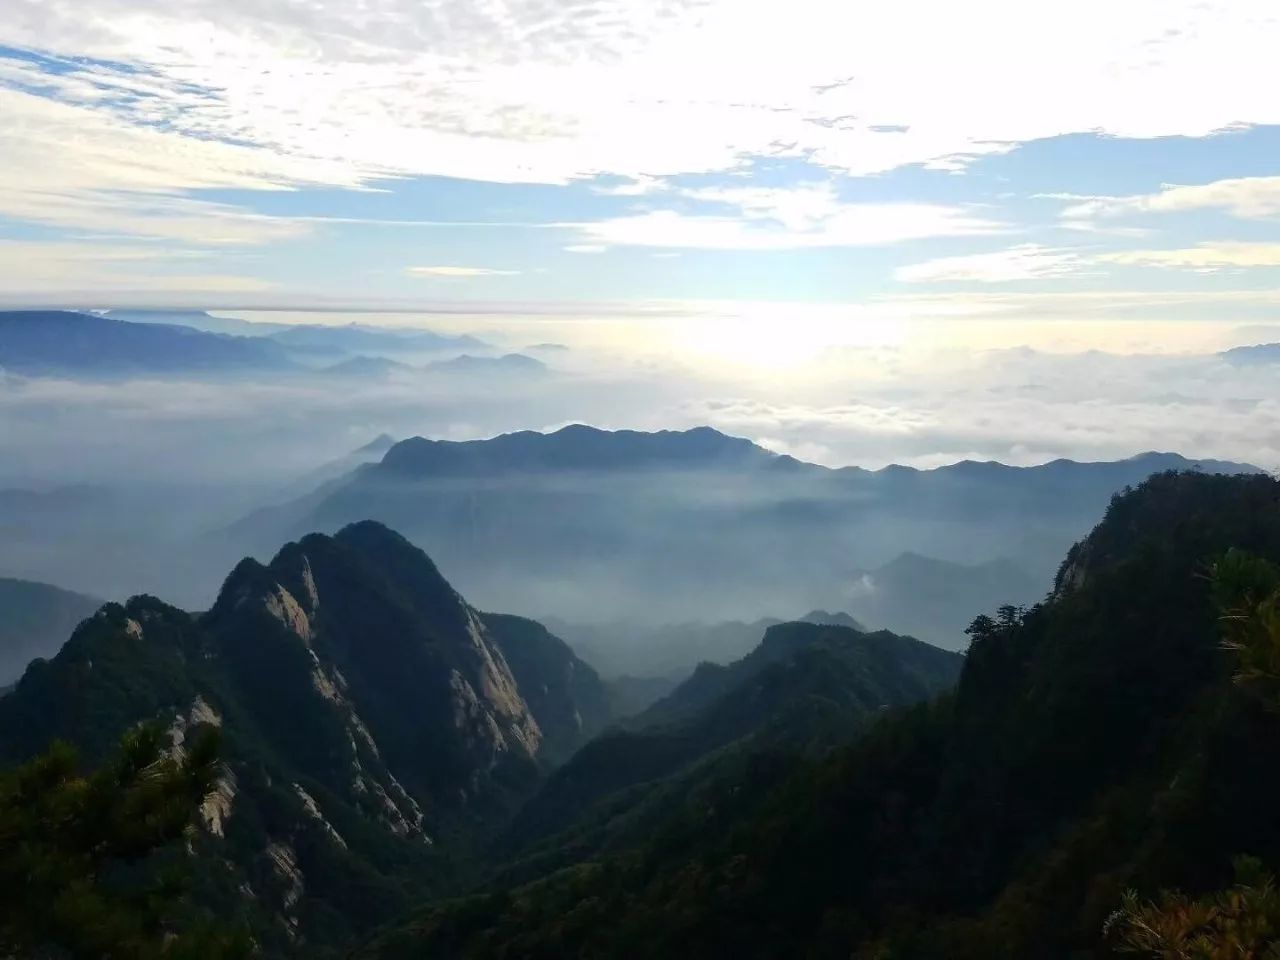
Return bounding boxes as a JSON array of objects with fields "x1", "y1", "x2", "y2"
[
  {"x1": 0, "y1": 484, "x2": 113, "y2": 527},
  {"x1": 546, "y1": 608, "x2": 867, "y2": 681},
  {"x1": 266, "y1": 434, "x2": 402, "y2": 505},
  {"x1": 354, "y1": 433, "x2": 398, "y2": 456},
  {"x1": 377, "y1": 424, "x2": 772, "y2": 477},
  {"x1": 269, "y1": 323, "x2": 485, "y2": 356},
  {"x1": 1222, "y1": 341, "x2": 1280, "y2": 365},
  {"x1": 845, "y1": 552, "x2": 1044, "y2": 647},
  {"x1": 423, "y1": 353, "x2": 548, "y2": 377},
  {"x1": 100, "y1": 309, "x2": 289, "y2": 337},
  {"x1": 226, "y1": 426, "x2": 1257, "y2": 644},
  {"x1": 323, "y1": 355, "x2": 413, "y2": 377},
  {"x1": 0, "y1": 578, "x2": 101, "y2": 683},
  {"x1": 0, "y1": 310, "x2": 292, "y2": 375}
]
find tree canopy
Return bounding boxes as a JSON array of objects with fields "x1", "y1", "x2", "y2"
[{"x1": 0, "y1": 723, "x2": 249, "y2": 959}]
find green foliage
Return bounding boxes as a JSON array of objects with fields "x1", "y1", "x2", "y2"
[
  {"x1": 0, "y1": 723, "x2": 250, "y2": 959},
  {"x1": 1211, "y1": 549, "x2": 1280, "y2": 703},
  {"x1": 1101, "y1": 553, "x2": 1280, "y2": 959},
  {"x1": 502, "y1": 623, "x2": 961, "y2": 863},
  {"x1": 357, "y1": 471, "x2": 1280, "y2": 960},
  {"x1": 1108, "y1": 857, "x2": 1280, "y2": 958}
]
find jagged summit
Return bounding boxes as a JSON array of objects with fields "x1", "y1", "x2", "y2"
[{"x1": 0, "y1": 519, "x2": 610, "y2": 950}]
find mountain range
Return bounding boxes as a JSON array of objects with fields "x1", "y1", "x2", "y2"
[
  {"x1": 0, "y1": 311, "x2": 293, "y2": 375},
  {"x1": 268, "y1": 323, "x2": 486, "y2": 358},
  {"x1": 0, "y1": 519, "x2": 959, "y2": 956},
  {"x1": 102, "y1": 310, "x2": 487, "y2": 356},
  {"x1": 227, "y1": 424, "x2": 1257, "y2": 648},
  {"x1": 5, "y1": 468, "x2": 1280, "y2": 957},
  {"x1": 101, "y1": 309, "x2": 291, "y2": 337},
  {"x1": 1221, "y1": 341, "x2": 1280, "y2": 365},
  {"x1": 0, "y1": 311, "x2": 495, "y2": 377},
  {"x1": 544, "y1": 608, "x2": 867, "y2": 681},
  {"x1": 359, "y1": 468, "x2": 1280, "y2": 960},
  {"x1": 502, "y1": 620, "x2": 961, "y2": 865}
]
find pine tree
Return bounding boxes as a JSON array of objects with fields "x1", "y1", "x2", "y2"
[
  {"x1": 1108, "y1": 551, "x2": 1280, "y2": 958},
  {"x1": 0, "y1": 723, "x2": 251, "y2": 959}
]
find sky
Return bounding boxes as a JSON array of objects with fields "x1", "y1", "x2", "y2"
[
  {"x1": 2, "y1": 0, "x2": 1280, "y2": 323},
  {"x1": 2, "y1": 0, "x2": 1280, "y2": 492}
]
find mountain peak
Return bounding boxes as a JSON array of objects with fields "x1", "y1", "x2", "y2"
[
  {"x1": 357, "y1": 433, "x2": 397, "y2": 455},
  {"x1": 377, "y1": 425, "x2": 775, "y2": 477},
  {"x1": 797, "y1": 609, "x2": 865, "y2": 631},
  {"x1": 1054, "y1": 470, "x2": 1280, "y2": 598},
  {"x1": 332, "y1": 517, "x2": 413, "y2": 548}
]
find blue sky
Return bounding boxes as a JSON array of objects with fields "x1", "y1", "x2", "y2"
[{"x1": 2, "y1": 1, "x2": 1280, "y2": 319}]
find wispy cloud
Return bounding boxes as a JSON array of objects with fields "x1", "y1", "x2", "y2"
[
  {"x1": 895, "y1": 244, "x2": 1088, "y2": 283},
  {"x1": 897, "y1": 240, "x2": 1280, "y2": 285},
  {"x1": 569, "y1": 202, "x2": 1003, "y2": 251},
  {"x1": 1062, "y1": 176, "x2": 1280, "y2": 221},
  {"x1": 407, "y1": 265, "x2": 522, "y2": 278},
  {"x1": 1102, "y1": 241, "x2": 1280, "y2": 270},
  {"x1": 591, "y1": 176, "x2": 668, "y2": 197}
]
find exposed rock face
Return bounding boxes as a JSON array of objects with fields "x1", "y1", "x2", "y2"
[
  {"x1": 204, "y1": 522, "x2": 550, "y2": 813},
  {"x1": 1053, "y1": 540, "x2": 1092, "y2": 598},
  {"x1": 201, "y1": 769, "x2": 237, "y2": 838},
  {"x1": 167, "y1": 696, "x2": 235, "y2": 837},
  {"x1": 480, "y1": 612, "x2": 611, "y2": 764},
  {"x1": 265, "y1": 842, "x2": 304, "y2": 914},
  {"x1": 0, "y1": 520, "x2": 611, "y2": 954},
  {"x1": 293, "y1": 784, "x2": 347, "y2": 849}
]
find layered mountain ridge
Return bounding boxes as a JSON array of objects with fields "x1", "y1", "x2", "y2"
[
  {"x1": 360, "y1": 469, "x2": 1280, "y2": 960},
  {"x1": 228, "y1": 424, "x2": 1257, "y2": 646},
  {"x1": 502, "y1": 621, "x2": 962, "y2": 866}
]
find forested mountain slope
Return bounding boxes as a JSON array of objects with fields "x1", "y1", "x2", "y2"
[
  {"x1": 502, "y1": 622, "x2": 961, "y2": 867},
  {"x1": 360, "y1": 470, "x2": 1280, "y2": 960}
]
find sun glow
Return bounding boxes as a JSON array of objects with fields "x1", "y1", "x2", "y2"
[{"x1": 674, "y1": 304, "x2": 908, "y2": 373}]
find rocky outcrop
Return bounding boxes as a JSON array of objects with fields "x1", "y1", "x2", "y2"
[{"x1": 0, "y1": 520, "x2": 612, "y2": 955}]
